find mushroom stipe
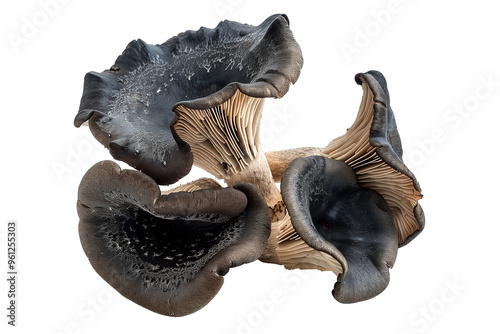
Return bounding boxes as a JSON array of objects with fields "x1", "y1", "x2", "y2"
[{"x1": 75, "y1": 14, "x2": 425, "y2": 316}]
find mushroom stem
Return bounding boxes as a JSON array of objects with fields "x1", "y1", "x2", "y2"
[
  {"x1": 265, "y1": 147, "x2": 322, "y2": 182},
  {"x1": 161, "y1": 177, "x2": 222, "y2": 195},
  {"x1": 221, "y1": 152, "x2": 288, "y2": 265},
  {"x1": 224, "y1": 153, "x2": 281, "y2": 207},
  {"x1": 223, "y1": 152, "x2": 342, "y2": 273},
  {"x1": 173, "y1": 90, "x2": 342, "y2": 271}
]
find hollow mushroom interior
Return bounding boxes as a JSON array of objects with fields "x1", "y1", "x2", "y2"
[
  {"x1": 77, "y1": 160, "x2": 271, "y2": 316},
  {"x1": 99, "y1": 208, "x2": 246, "y2": 291}
]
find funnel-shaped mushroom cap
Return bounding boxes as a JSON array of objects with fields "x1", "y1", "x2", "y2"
[
  {"x1": 77, "y1": 161, "x2": 271, "y2": 316},
  {"x1": 322, "y1": 70, "x2": 424, "y2": 246},
  {"x1": 281, "y1": 156, "x2": 398, "y2": 303},
  {"x1": 75, "y1": 13, "x2": 302, "y2": 185},
  {"x1": 171, "y1": 14, "x2": 302, "y2": 180}
]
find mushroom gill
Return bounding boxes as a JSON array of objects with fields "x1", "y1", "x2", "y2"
[
  {"x1": 271, "y1": 214, "x2": 344, "y2": 275},
  {"x1": 321, "y1": 72, "x2": 423, "y2": 245},
  {"x1": 174, "y1": 90, "x2": 264, "y2": 181},
  {"x1": 266, "y1": 71, "x2": 425, "y2": 246}
]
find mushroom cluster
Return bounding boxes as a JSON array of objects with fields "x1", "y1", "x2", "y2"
[{"x1": 74, "y1": 14, "x2": 424, "y2": 316}]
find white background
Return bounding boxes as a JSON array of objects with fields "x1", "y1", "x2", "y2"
[{"x1": 1, "y1": 0, "x2": 499, "y2": 333}]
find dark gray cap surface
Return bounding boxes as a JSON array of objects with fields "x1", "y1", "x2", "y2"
[
  {"x1": 281, "y1": 155, "x2": 398, "y2": 303},
  {"x1": 75, "y1": 14, "x2": 303, "y2": 185}
]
